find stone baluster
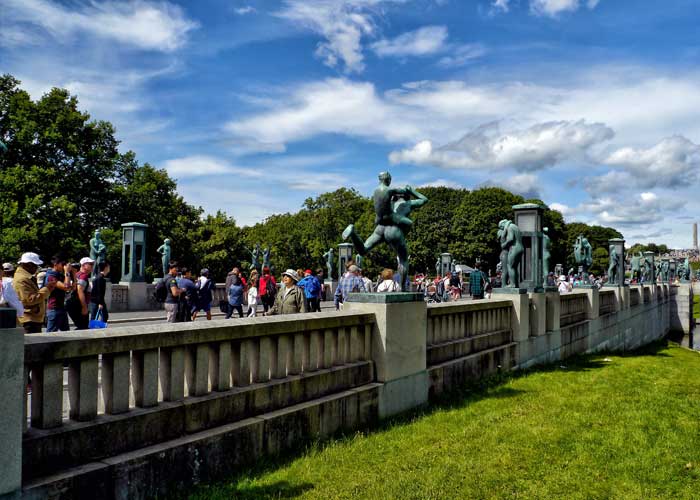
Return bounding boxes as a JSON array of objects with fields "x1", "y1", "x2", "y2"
[
  {"x1": 210, "y1": 342, "x2": 232, "y2": 391},
  {"x1": 159, "y1": 346, "x2": 185, "y2": 401},
  {"x1": 68, "y1": 356, "x2": 99, "y2": 420},
  {"x1": 276, "y1": 335, "x2": 292, "y2": 378},
  {"x1": 322, "y1": 329, "x2": 335, "y2": 368},
  {"x1": 309, "y1": 330, "x2": 322, "y2": 371},
  {"x1": 102, "y1": 352, "x2": 131, "y2": 414},
  {"x1": 258, "y1": 337, "x2": 274, "y2": 381},
  {"x1": 132, "y1": 349, "x2": 158, "y2": 408}
]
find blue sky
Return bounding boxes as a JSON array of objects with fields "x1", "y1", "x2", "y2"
[{"x1": 3, "y1": 0, "x2": 700, "y2": 247}]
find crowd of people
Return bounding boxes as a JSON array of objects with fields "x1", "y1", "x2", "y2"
[{"x1": 0, "y1": 252, "x2": 109, "y2": 334}]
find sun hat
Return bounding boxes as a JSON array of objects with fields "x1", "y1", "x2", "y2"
[
  {"x1": 282, "y1": 269, "x2": 299, "y2": 282},
  {"x1": 18, "y1": 252, "x2": 43, "y2": 266},
  {"x1": 80, "y1": 257, "x2": 95, "y2": 266},
  {"x1": 558, "y1": 275, "x2": 567, "y2": 282},
  {"x1": 2, "y1": 262, "x2": 14, "y2": 272}
]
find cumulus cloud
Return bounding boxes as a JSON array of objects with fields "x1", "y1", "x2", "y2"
[
  {"x1": 492, "y1": 0, "x2": 511, "y2": 13},
  {"x1": 580, "y1": 192, "x2": 685, "y2": 227},
  {"x1": 602, "y1": 135, "x2": 700, "y2": 188},
  {"x1": 530, "y1": 0, "x2": 601, "y2": 17},
  {"x1": 276, "y1": 0, "x2": 402, "y2": 73},
  {"x1": 234, "y1": 6, "x2": 256, "y2": 15},
  {"x1": 3, "y1": 0, "x2": 198, "y2": 51},
  {"x1": 389, "y1": 120, "x2": 614, "y2": 171},
  {"x1": 372, "y1": 25, "x2": 448, "y2": 57}
]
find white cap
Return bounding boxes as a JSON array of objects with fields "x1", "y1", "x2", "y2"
[
  {"x1": 2, "y1": 262, "x2": 14, "y2": 272},
  {"x1": 18, "y1": 252, "x2": 43, "y2": 266},
  {"x1": 80, "y1": 257, "x2": 95, "y2": 266},
  {"x1": 559, "y1": 275, "x2": 567, "y2": 281}
]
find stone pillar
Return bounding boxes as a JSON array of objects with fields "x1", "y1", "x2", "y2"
[
  {"x1": 584, "y1": 287, "x2": 599, "y2": 320},
  {"x1": 529, "y1": 292, "x2": 546, "y2": 337},
  {"x1": 512, "y1": 203, "x2": 545, "y2": 291},
  {"x1": 545, "y1": 289, "x2": 561, "y2": 333},
  {"x1": 0, "y1": 309, "x2": 23, "y2": 499},
  {"x1": 345, "y1": 292, "x2": 427, "y2": 418}
]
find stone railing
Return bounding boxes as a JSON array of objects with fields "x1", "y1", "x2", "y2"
[
  {"x1": 426, "y1": 300, "x2": 513, "y2": 367},
  {"x1": 144, "y1": 283, "x2": 230, "y2": 311},
  {"x1": 598, "y1": 289, "x2": 616, "y2": 316},
  {"x1": 629, "y1": 287, "x2": 641, "y2": 307},
  {"x1": 559, "y1": 292, "x2": 588, "y2": 327},
  {"x1": 22, "y1": 312, "x2": 375, "y2": 481}
]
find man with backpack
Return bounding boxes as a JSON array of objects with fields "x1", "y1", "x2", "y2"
[
  {"x1": 297, "y1": 269, "x2": 321, "y2": 312},
  {"x1": 193, "y1": 268, "x2": 214, "y2": 321},
  {"x1": 161, "y1": 261, "x2": 181, "y2": 323},
  {"x1": 258, "y1": 266, "x2": 277, "y2": 313}
]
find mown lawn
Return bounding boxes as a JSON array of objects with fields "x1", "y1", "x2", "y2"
[
  {"x1": 190, "y1": 342, "x2": 700, "y2": 500},
  {"x1": 693, "y1": 294, "x2": 699, "y2": 319}
]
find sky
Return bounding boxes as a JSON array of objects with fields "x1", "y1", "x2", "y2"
[{"x1": 2, "y1": 0, "x2": 700, "y2": 248}]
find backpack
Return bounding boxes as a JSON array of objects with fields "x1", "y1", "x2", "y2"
[
  {"x1": 154, "y1": 278, "x2": 168, "y2": 303},
  {"x1": 264, "y1": 277, "x2": 277, "y2": 297},
  {"x1": 185, "y1": 284, "x2": 199, "y2": 307}
]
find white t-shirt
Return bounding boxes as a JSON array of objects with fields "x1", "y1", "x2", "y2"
[
  {"x1": 377, "y1": 279, "x2": 400, "y2": 292},
  {"x1": 558, "y1": 281, "x2": 571, "y2": 294}
]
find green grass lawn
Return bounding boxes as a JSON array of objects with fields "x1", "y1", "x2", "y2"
[
  {"x1": 190, "y1": 342, "x2": 700, "y2": 500},
  {"x1": 693, "y1": 295, "x2": 699, "y2": 319}
]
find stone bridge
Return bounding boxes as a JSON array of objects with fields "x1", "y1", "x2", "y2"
[{"x1": 0, "y1": 283, "x2": 692, "y2": 499}]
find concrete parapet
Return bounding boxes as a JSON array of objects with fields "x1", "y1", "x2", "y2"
[{"x1": 0, "y1": 309, "x2": 22, "y2": 500}]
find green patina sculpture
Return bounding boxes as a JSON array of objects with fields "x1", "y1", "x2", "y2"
[
  {"x1": 498, "y1": 219, "x2": 524, "y2": 288},
  {"x1": 342, "y1": 171, "x2": 428, "y2": 291},
  {"x1": 156, "y1": 238, "x2": 171, "y2": 276},
  {"x1": 660, "y1": 260, "x2": 670, "y2": 282},
  {"x1": 245, "y1": 243, "x2": 261, "y2": 272},
  {"x1": 643, "y1": 254, "x2": 655, "y2": 282},
  {"x1": 629, "y1": 252, "x2": 643, "y2": 282},
  {"x1": 322, "y1": 248, "x2": 334, "y2": 279},
  {"x1": 682, "y1": 257, "x2": 691, "y2": 281},
  {"x1": 574, "y1": 235, "x2": 593, "y2": 283},
  {"x1": 89, "y1": 229, "x2": 107, "y2": 278},
  {"x1": 607, "y1": 244, "x2": 620, "y2": 285},
  {"x1": 262, "y1": 245, "x2": 271, "y2": 270},
  {"x1": 542, "y1": 227, "x2": 551, "y2": 284}
]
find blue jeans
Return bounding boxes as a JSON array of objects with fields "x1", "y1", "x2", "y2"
[
  {"x1": 89, "y1": 303, "x2": 109, "y2": 323},
  {"x1": 46, "y1": 309, "x2": 69, "y2": 332}
]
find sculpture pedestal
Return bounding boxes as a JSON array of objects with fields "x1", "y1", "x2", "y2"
[
  {"x1": 120, "y1": 281, "x2": 149, "y2": 310},
  {"x1": 345, "y1": 292, "x2": 427, "y2": 418},
  {"x1": 324, "y1": 279, "x2": 338, "y2": 300},
  {"x1": 492, "y1": 287, "x2": 528, "y2": 295}
]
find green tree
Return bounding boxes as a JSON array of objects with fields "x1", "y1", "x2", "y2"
[
  {"x1": 451, "y1": 188, "x2": 525, "y2": 272},
  {"x1": 591, "y1": 247, "x2": 609, "y2": 275}
]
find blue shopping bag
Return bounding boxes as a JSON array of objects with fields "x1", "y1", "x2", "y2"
[{"x1": 89, "y1": 309, "x2": 108, "y2": 329}]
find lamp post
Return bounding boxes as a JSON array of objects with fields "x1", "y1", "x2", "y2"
[
  {"x1": 338, "y1": 243, "x2": 354, "y2": 278},
  {"x1": 119, "y1": 222, "x2": 149, "y2": 309},
  {"x1": 440, "y1": 252, "x2": 453, "y2": 277},
  {"x1": 512, "y1": 203, "x2": 544, "y2": 291}
]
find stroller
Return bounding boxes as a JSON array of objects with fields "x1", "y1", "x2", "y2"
[{"x1": 425, "y1": 283, "x2": 442, "y2": 303}]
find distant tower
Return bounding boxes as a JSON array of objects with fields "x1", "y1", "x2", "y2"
[{"x1": 694, "y1": 223, "x2": 698, "y2": 250}]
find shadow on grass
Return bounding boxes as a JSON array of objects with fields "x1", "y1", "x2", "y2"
[
  {"x1": 185, "y1": 339, "x2": 675, "y2": 499},
  {"x1": 191, "y1": 480, "x2": 313, "y2": 500}
]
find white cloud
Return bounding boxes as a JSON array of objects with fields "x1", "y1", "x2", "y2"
[
  {"x1": 389, "y1": 120, "x2": 613, "y2": 171},
  {"x1": 372, "y1": 25, "x2": 449, "y2": 57},
  {"x1": 579, "y1": 192, "x2": 685, "y2": 227},
  {"x1": 550, "y1": 202, "x2": 573, "y2": 215},
  {"x1": 234, "y1": 6, "x2": 256, "y2": 15},
  {"x1": 492, "y1": 0, "x2": 511, "y2": 13},
  {"x1": 162, "y1": 155, "x2": 264, "y2": 179},
  {"x1": 3, "y1": 0, "x2": 198, "y2": 52},
  {"x1": 276, "y1": 0, "x2": 403, "y2": 73},
  {"x1": 602, "y1": 135, "x2": 700, "y2": 188},
  {"x1": 530, "y1": 0, "x2": 601, "y2": 17},
  {"x1": 436, "y1": 43, "x2": 486, "y2": 68}
]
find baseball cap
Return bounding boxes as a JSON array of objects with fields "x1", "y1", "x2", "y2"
[
  {"x1": 2, "y1": 262, "x2": 14, "y2": 272},
  {"x1": 80, "y1": 257, "x2": 95, "y2": 266},
  {"x1": 18, "y1": 252, "x2": 43, "y2": 266},
  {"x1": 304, "y1": 269, "x2": 312, "y2": 275}
]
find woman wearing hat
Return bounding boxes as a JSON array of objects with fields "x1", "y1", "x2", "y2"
[
  {"x1": 267, "y1": 269, "x2": 306, "y2": 315},
  {"x1": 558, "y1": 275, "x2": 572, "y2": 294},
  {"x1": 13, "y1": 252, "x2": 56, "y2": 333}
]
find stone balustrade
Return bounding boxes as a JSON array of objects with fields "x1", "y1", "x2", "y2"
[
  {"x1": 629, "y1": 287, "x2": 640, "y2": 307},
  {"x1": 426, "y1": 300, "x2": 513, "y2": 366},
  {"x1": 598, "y1": 289, "x2": 616, "y2": 316},
  {"x1": 559, "y1": 292, "x2": 588, "y2": 327}
]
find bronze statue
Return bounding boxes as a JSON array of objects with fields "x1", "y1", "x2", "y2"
[
  {"x1": 342, "y1": 172, "x2": 428, "y2": 291},
  {"x1": 323, "y1": 248, "x2": 334, "y2": 279},
  {"x1": 498, "y1": 219, "x2": 524, "y2": 288},
  {"x1": 156, "y1": 238, "x2": 171, "y2": 276},
  {"x1": 574, "y1": 235, "x2": 593, "y2": 283},
  {"x1": 542, "y1": 227, "x2": 551, "y2": 285},
  {"x1": 263, "y1": 245, "x2": 271, "y2": 270},
  {"x1": 607, "y1": 244, "x2": 619, "y2": 285},
  {"x1": 89, "y1": 230, "x2": 107, "y2": 278}
]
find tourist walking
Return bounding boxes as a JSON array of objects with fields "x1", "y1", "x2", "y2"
[
  {"x1": 268, "y1": 269, "x2": 306, "y2": 315},
  {"x1": 377, "y1": 268, "x2": 400, "y2": 292},
  {"x1": 164, "y1": 261, "x2": 181, "y2": 323},
  {"x1": 0, "y1": 263, "x2": 23, "y2": 320},
  {"x1": 246, "y1": 276, "x2": 258, "y2": 317},
  {"x1": 227, "y1": 273, "x2": 245, "y2": 318},
  {"x1": 258, "y1": 266, "x2": 277, "y2": 313},
  {"x1": 334, "y1": 265, "x2": 366, "y2": 310},
  {"x1": 13, "y1": 252, "x2": 55, "y2": 333},
  {"x1": 193, "y1": 268, "x2": 214, "y2": 321},
  {"x1": 450, "y1": 271, "x2": 462, "y2": 300},
  {"x1": 469, "y1": 263, "x2": 488, "y2": 300},
  {"x1": 558, "y1": 275, "x2": 572, "y2": 294},
  {"x1": 297, "y1": 269, "x2": 322, "y2": 312},
  {"x1": 74, "y1": 257, "x2": 95, "y2": 329},
  {"x1": 43, "y1": 255, "x2": 73, "y2": 332},
  {"x1": 178, "y1": 268, "x2": 197, "y2": 322},
  {"x1": 89, "y1": 261, "x2": 110, "y2": 324},
  {"x1": 360, "y1": 268, "x2": 374, "y2": 293},
  {"x1": 316, "y1": 268, "x2": 326, "y2": 301}
]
